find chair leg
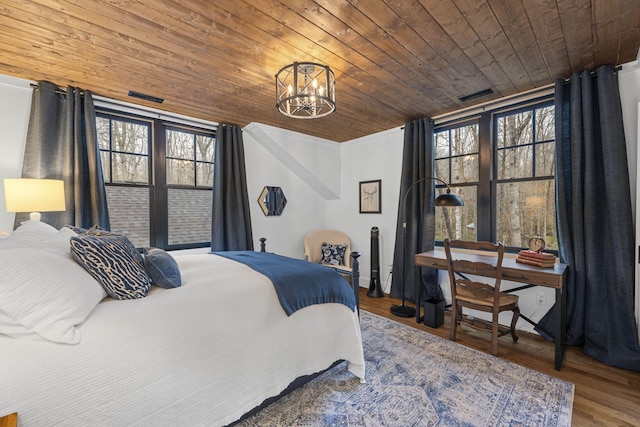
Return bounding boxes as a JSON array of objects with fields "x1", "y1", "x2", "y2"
[
  {"x1": 449, "y1": 302, "x2": 459, "y2": 342},
  {"x1": 491, "y1": 311, "x2": 499, "y2": 356},
  {"x1": 510, "y1": 307, "x2": 520, "y2": 343}
]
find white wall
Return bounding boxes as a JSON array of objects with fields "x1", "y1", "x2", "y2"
[
  {"x1": 243, "y1": 123, "x2": 340, "y2": 258},
  {"x1": 0, "y1": 75, "x2": 32, "y2": 233},
  {"x1": 326, "y1": 127, "x2": 404, "y2": 293}
]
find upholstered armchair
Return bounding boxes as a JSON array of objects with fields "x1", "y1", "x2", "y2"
[{"x1": 303, "y1": 229, "x2": 352, "y2": 271}]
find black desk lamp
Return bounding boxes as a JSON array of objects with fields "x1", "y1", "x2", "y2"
[{"x1": 390, "y1": 177, "x2": 464, "y2": 318}]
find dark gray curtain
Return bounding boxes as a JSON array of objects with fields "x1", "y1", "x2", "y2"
[
  {"x1": 536, "y1": 64, "x2": 640, "y2": 371},
  {"x1": 390, "y1": 118, "x2": 441, "y2": 303},
  {"x1": 16, "y1": 81, "x2": 109, "y2": 230},
  {"x1": 211, "y1": 124, "x2": 253, "y2": 251}
]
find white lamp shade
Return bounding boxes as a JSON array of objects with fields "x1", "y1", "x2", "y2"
[{"x1": 4, "y1": 179, "x2": 66, "y2": 214}]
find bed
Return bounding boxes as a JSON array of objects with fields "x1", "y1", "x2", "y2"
[{"x1": 0, "y1": 221, "x2": 366, "y2": 426}]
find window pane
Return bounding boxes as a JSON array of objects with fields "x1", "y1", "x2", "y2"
[
  {"x1": 535, "y1": 141, "x2": 555, "y2": 176},
  {"x1": 435, "y1": 158, "x2": 449, "y2": 183},
  {"x1": 196, "y1": 162, "x2": 214, "y2": 187},
  {"x1": 96, "y1": 117, "x2": 110, "y2": 150},
  {"x1": 196, "y1": 135, "x2": 215, "y2": 162},
  {"x1": 167, "y1": 188, "x2": 212, "y2": 245},
  {"x1": 498, "y1": 146, "x2": 533, "y2": 179},
  {"x1": 496, "y1": 180, "x2": 556, "y2": 250},
  {"x1": 112, "y1": 120, "x2": 148, "y2": 154},
  {"x1": 535, "y1": 106, "x2": 555, "y2": 142},
  {"x1": 450, "y1": 124, "x2": 478, "y2": 155},
  {"x1": 166, "y1": 130, "x2": 195, "y2": 159},
  {"x1": 435, "y1": 185, "x2": 477, "y2": 241},
  {"x1": 105, "y1": 186, "x2": 150, "y2": 248},
  {"x1": 497, "y1": 111, "x2": 532, "y2": 148},
  {"x1": 451, "y1": 154, "x2": 478, "y2": 183},
  {"x1": 434, "y1": 131, "x2": 450, "y2": 157},
  {"x1": 100, "y1": 151, "x2": 111, "y2": 183},
  {"x1": 167, "y1": 159, "x2": 195, "y2": 185},
  {"x1": 112, "y1": 153, "x2": 148, "y2": 183}
]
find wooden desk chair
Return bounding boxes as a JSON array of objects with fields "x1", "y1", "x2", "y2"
[{"x1": 444, "y1": 239, "x2": 520, "y2": 356}]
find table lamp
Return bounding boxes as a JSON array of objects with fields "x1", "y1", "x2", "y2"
[{"x1": 4, "y1": 178, "x2": 66, "y2": 221}]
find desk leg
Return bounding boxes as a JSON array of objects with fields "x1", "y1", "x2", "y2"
[{"x1": 555, "y1": 287, "x2": 567, "y2": 370}]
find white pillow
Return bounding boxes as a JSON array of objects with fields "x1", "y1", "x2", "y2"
[
  {"x1": 0, "y1": 246, "x2": 105, "y2": 344},
  {"x1": 0, "y1": 220, "x2": 58, "y2": 248},
  {"x1": 0, "y1": 309, "x2": 43, "y2": 341}
]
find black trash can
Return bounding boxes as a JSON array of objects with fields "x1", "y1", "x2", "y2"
[{"x1": 423, "y1": 298, "x2": 444, "y2": 328}]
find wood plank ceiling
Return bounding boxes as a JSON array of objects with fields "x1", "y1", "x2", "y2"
[{"x1": 1, "y1": 0, "x2": 639, "y2": 142}]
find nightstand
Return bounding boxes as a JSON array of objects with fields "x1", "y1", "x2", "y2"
[{"x1": 0, "y1": 413, "x2": 17, "y2": 427}]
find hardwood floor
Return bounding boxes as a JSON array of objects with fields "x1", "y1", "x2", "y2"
[{"x1": 358, "y1": 288, "x2": 640, "y2": 426}]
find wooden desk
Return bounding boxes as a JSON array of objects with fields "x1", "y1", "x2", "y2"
[{"x1": 415, "y1": 248, "x2": 568, "y2": 370}]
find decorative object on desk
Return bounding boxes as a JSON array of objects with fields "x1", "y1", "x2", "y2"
[
  {"x1": 391, "y1": 177, "x2": 464, "y2": 318},
  {"x1": 3, "y1": 178, "x2": 65, "y2": 222},
  {"x1": 236, "y1": 311, "x2": 574, "y2": 427},
  {"x1": 516, "y1": 249, "x2": 556, "y2": 268},
  {"x1": 444, "y1": 239, "x2": 520, "y2": 356},
  {"x1": 275, "y1": 62, "x2": 335, "y2": 119},
  {"x1": 257, "y1": 186, "x2": 287, "y2": 216},
  {"x1": 367, "y1": 227, "x2": 384, "y2": 298},
  {"x1": 528, "y1": 236, "x2": 546, "y2": 252},
  {"x1": 359, "y1": 179, "x2": 381, "y2": 214}
]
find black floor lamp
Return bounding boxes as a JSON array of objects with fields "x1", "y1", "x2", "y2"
[{"x1": 390, "y1": 177, "x2": 464, "y2": 318}]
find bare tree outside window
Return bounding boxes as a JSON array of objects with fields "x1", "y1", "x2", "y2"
[{"x1": 97, "y1": 117, "x2": 149, "y2": 184}]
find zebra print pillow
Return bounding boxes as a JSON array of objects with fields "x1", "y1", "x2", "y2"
[{"x1": 70, "y1": 234, "x2": 152, "y2": 300}]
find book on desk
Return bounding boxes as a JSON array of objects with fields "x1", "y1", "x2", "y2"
[{"x1": 516, "y1": 250, "x2": 556, "y2": 268}]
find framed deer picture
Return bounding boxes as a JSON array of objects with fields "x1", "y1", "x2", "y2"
[{"x1": 359, "y1": 179, "x2": 381, "y2": 214}]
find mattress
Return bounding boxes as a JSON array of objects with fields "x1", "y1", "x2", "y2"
[{"x1": 0, "y1": 252, "x2": 366, "y2": 426}]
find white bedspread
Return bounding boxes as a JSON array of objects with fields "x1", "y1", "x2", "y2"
[{"x1": 0, "y1": 253, "x2": 365, "y2": 426}]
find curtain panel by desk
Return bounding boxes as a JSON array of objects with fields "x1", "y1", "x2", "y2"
[
  {"x1": 536, "y1": 64, "x2": 640, "y2": 371},
  {"x1": 16, "y1": 81, "x2": 109, "y2": 230},
  {"x1": 390, "y1": 118, "x2": 441, "y2": 303},
  {"x1": 211, "y1": 124, "x2": 253, "y2": 251}
]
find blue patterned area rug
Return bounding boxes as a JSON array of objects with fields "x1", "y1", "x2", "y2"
[{"x1": 237, "y1": 311, "x2": 574, "y2": 426}]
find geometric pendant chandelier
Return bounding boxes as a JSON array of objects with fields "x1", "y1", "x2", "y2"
[{"x1": 275, "y1": 62, "x2": 336, "y2": 119}]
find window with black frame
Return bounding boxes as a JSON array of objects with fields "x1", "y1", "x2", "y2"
[
  {"x1": 96, "y1": 111, "x2": 215, "y2": 249},
  {"x1": 165, "y1": 127, "x2": 215, "y2": 247},
  {"x1": 433, "y1": 98, "x2": 557, "y2": 251}
]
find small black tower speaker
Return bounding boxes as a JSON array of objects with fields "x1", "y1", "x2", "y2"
[{"x1": 367, "y1": 226, "x2": 384, "y2": 297}]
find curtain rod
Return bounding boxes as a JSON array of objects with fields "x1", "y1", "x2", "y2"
[
  {"x1": 30, "y1": 82, "x2": 85, "y2": 95},
  {"x1": 29, "y1": 82, "x2": 217, "y2": 130},
  {"x1": 432, "y1": 84, "x2": 554, "y2": 125},
  {"x1": 560, "y1": 64, "x2": 622, "y2": 82},
  {"x1": 429, "y1": 64, "x2": 622, "y2": 125}
]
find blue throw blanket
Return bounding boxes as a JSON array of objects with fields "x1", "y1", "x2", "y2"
[{"x1": 211, "y1": 251, "x2": 356, "y2": 315}]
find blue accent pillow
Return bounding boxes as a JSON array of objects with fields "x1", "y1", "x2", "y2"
[
  {"x1": 70, "y1": 234, "x2": 152, "y2": 300},
  {"x1": 320, "y1": 242, "x2": 348, "y2": 266},
  {"x1": 144, "y1": 247, "x2": 182, "y2": 289}
]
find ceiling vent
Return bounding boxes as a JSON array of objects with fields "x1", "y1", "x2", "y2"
[
  {"x1": 128, "y1": 90, "x2": 164, "y2": 103},
  {"x1": 459, "y1": 88, "x2": 493, "y2": 102}
]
